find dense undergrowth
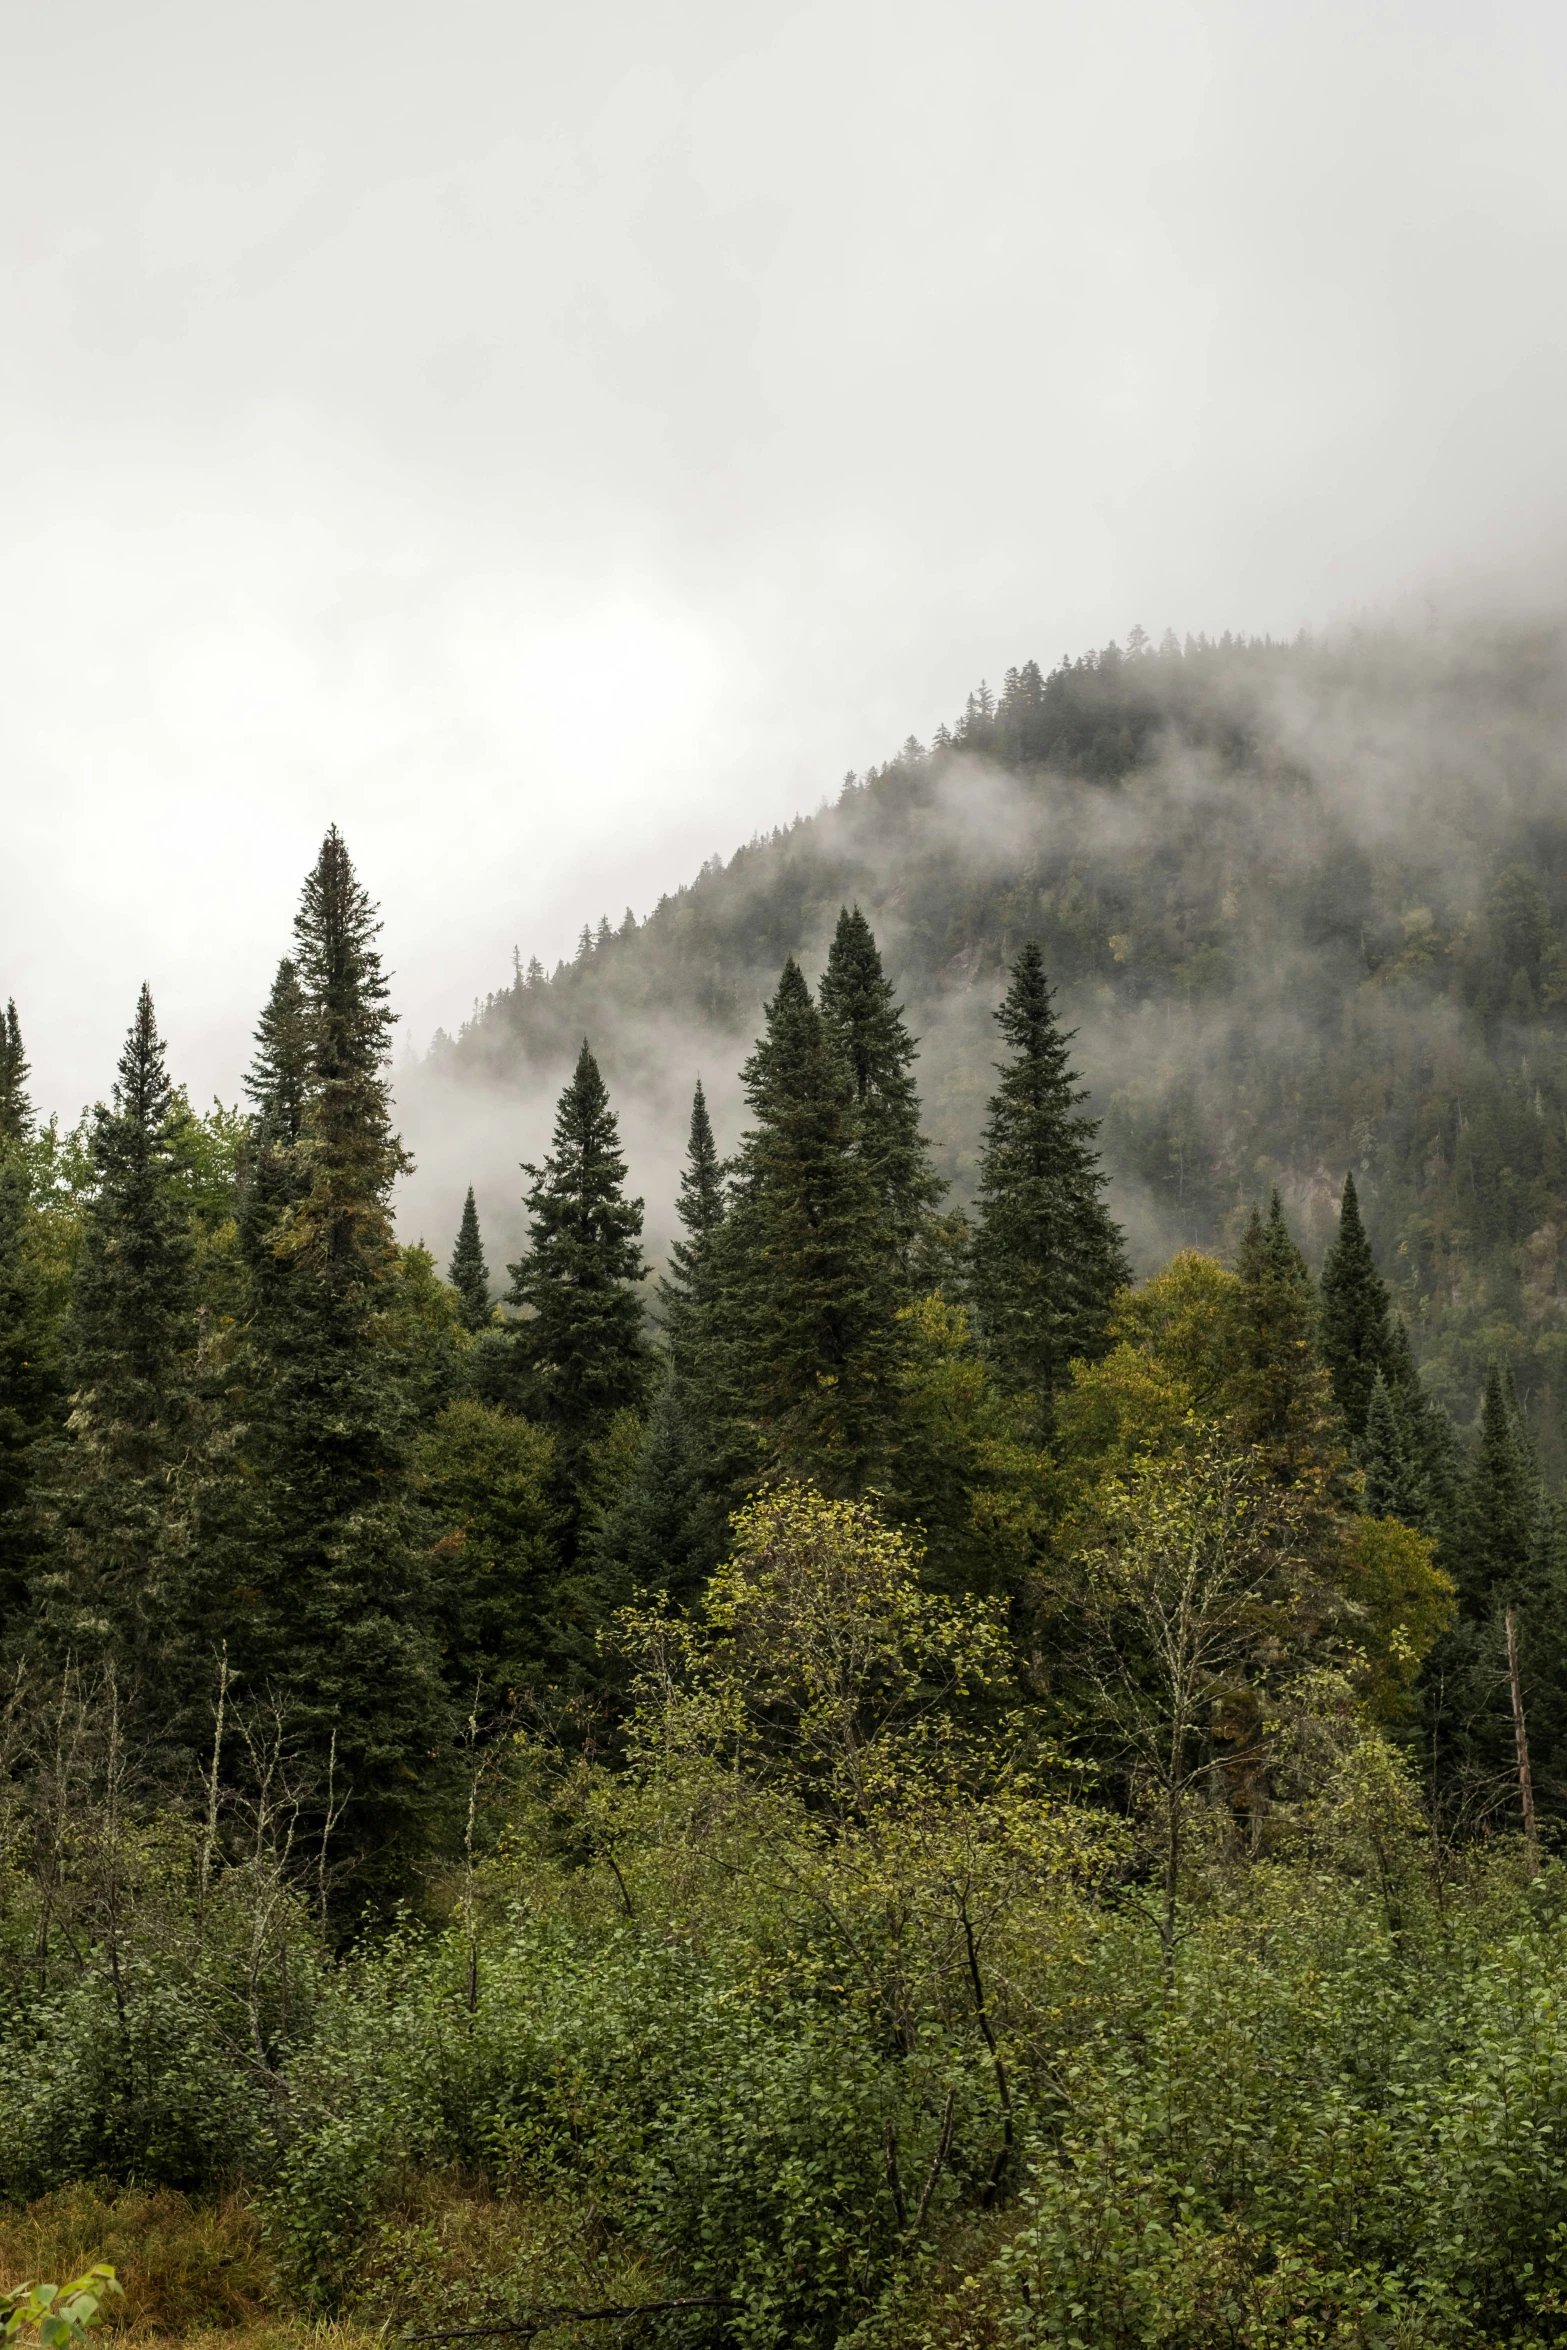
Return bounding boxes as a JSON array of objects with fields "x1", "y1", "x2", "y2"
[{"x1": 5, "y1": 1490, "x2": 1567, "y2": 2350}]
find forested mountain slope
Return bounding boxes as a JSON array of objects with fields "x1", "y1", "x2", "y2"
[{"x1": 427, "y1": 624, "x2": 1567, "y2": 1455}]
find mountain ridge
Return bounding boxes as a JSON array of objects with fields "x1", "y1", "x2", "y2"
[{"x1": 412, "y1": 621, "x2": 1567, "y2": 1460}]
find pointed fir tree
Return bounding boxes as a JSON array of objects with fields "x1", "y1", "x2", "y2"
[
  {"x1": 1514, "y1": 1493, "x2": 1567, "y2": 1816},
  {"x1": 240, "y1": 831, "x2": 448, "y2": 1889},
  {"x1": 449, "y1": 1187, "x2": 492, "y2": 1331},
  {"x1": 1362, "y1": 1370, "x2": 1428, "y2": 1523},
  {"x1": 1318, "y1": 1172, "x2": 1392, "y2": 1441},
  {"x1": 818, "y1": 905, "x2": 943, "y2": 1279},
  {"x1": 31, "y1": 988, "x2": 198, "y2": 1695},
  {"x1": 506, "y1": 1042, "x2": 650, "y2": 1449},
  {"x1": 1382, "y1": 1311, "x2": 1463, "y2": 1546},
  {"x1": 0, "y1": 1151, "x2": 59, "y2": 1636},
  {"x1": 969, "y1": 945, "x2": 1129, "y2": 1410},
  {"x1": 1231, "y1": 1191, "x2": 1343, "y2": 1489},
  {"x1": 1460, "y1": 1360, "x2": 1537, "y2": 1614},
  {"x1": 0, "y1": 999, "x2": 32, "y2": 1150},
  {"x1": 657, "y1": 1077, "x2": 725, "y2": 1365},
  {"x1": 0, "y1": 996, "x2": 55, "y2": 1618},
  {"x1": 240, "y1": 957, "x2": 310, "y2": 1308},
  {"x1": 577, "y1": 1377, "x2": 717, "y2": 1624},
  {"x1": 714, "y1": 958, "x2": 902, "y2": 1494}
]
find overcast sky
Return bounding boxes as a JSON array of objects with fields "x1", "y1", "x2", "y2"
[{"x1": 7, "y1": 0, "x2": 1567, "y2": 1122}]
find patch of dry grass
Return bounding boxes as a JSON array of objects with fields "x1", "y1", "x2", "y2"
[
  {"x1": 0, "y1": 2176, "x2": 668, "y2": 2350},
  {"x1": 0, "y1": 2188, "x2": 274, "y2": 2336}
]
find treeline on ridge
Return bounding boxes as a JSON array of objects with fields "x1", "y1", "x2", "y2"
[{"x1": 426, "y1": 623, "x2": 1567, "y2": 1470}]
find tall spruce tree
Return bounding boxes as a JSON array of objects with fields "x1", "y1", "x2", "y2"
[
  {"x1": 0, "y1": 1168, "x2": 58, "y2": 1638},
  {"x1": 1319, "y1": 1172, "x2": 1392, "y2": 1441},
  {"x1": 818, "y1": 905, "x2": 943, "y2": 1277},
  {"x1": 506, "y1": 1042, "x2": 650, "y2": 1448},
  {"x1": 240, "y1": 957, "x2": 310, "y2": 1313},
  {"x1": 0, "y1": 1000, "x2": 32, "y2": 1149},
  {"x1": 970, "y1": 944, "x2": 1129, "y2": 1409},
  {"x1": 592, "y1": 1085, "x2": 732, "y2": 1615},
  {"x1": 32, "y1": 988, "x2": 197, "y2": 1696},
  {"x1": 242, "y1": 831, "x2": 448, "y2": 1886},
  {"x1": 716, "y1": 957, "x2": 901, "y2": 1493},
  {"x1": 449, "y1": 1187, "x2": 492, "y2": 1331},
  {"x1": 1461, "y1": 1361, "x2": 1536, "y2": 1613},
  {"x1": 1231, "y1": 1192, "x2": 1342, "y2": 1488},
  {"x1": 1423, "y1": 1366, "x2": 1552, "y2": 1832},
  {"x1": 1362, "y1": 1370, "x2": 1428, "y2": 1522},
  {"x1": 1383, "y1": 1312, "x2": 1463, "y2": 1546},
  {"x1": 579, "y1": 1379, "x2": 715, "y2": 1618},
  {"x1": 657, "y1": 1078, "x2": 725, "y2": 1363}
]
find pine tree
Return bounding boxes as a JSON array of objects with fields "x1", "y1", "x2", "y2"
[
  {"x1": 579, "y1": 1379, "x2": 717, "y2": 1620},
  {"x1": 32, "y1": 989, "x2": 197, "y2": 1692},
  {"x1": 1231, "y1": 1192, "x2": 1342, "y2": 1487},
  {"x1": 449, "y1": 1187, "x2": 492, "y2": 1331},
  {"x1": 716, "y1": 958, "x2": 902, "y2": 1493},
  {"x1": 1362, "y1": 1370, "x2": 1428, "y2": 1522},
  {"x1": 1318, "y1": 1172, "x2": 1392, "y2": 1441},
  {"x1": 970, "y1": 945, "x2": 1129, "y2": 1409},
  {"x1": 657, "y1": 1078, "x2": 725, "y2": 1363},
  {"x1": 240, "y1": 958, "x2": 310, "y2": 1306},
  {"x1": 818, "y1": 905, "x2": 943, "y2": 1278},
  {"x1": 0, "y1": 1153, "x2": 58, "y2": 1636},
  {"x1": 0, "y1": 999, "x2": 32, "y2": 1150},
  {"x1": 0, "y1": 997, "x2": 55, "y2": 1622},
  {"x1": 1383, "y1": 1312, "x2": 1463, "y2": 1545},
  {"x1": 1515, "y1": 1494, "x2": 1567, "y2": 1815},
  {"x1": 506, "y1": 1042, "x2": 650, "y2": 1447},
  {"x1": 1461, "y1": 1360, "x2": 1536, "y2": 1612},
  {"x1": 241, "y1": 832, "x2": 448, "y2": 1887}
]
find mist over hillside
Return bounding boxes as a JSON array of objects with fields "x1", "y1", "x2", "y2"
[{"x1": 400, "y1": 621, "x2": 1567, "y2": 1455}]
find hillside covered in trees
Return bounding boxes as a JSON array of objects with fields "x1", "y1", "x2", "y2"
[
  {"x1": 8, "y1": 626, "x2": 1567, "y2": 2348},
  {"x1": 425, "y1": 622, "x2": 1567, "y2": 1465}
]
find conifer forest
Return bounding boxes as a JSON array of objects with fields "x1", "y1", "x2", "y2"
[{"x1": 16, "y1": 627, "x2": 1567, "y2": 2349}]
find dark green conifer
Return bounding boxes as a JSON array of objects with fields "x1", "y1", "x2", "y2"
[
  {"x1": 657, "y1": 1078, "x2": 724, "y2": 1363},
  {"x1": 1382, "y1": 1313, "x2": 1463, "y2": 1544},
  {"x1": 592, "y1": 1083, "x2": 734, "y2": 1600},
  {"x1": 1516, "y1": 1496, "x2": 1567, "y2": 1815},
  {"x1": 32, "y1": 988, "x2": 197, "y2": 1691},
  {"x1": 247, "y1": 957, "x2": 308, "y2": 1141},
  {"x1": 1461, "y1": 1360, "x2": 1536, "y2": 1612},
  {"x1": 0, "y1": 1154, "x2": 58, "y2": 1635},
  {"x1": 506, "y1": 1042, "x2": 650, "y2": 1446},
  {"x1": 240, "y1": 958, "x2": 310, "y2": 1309},
  {"x1": 1362, "y1": 1370, "x2": 1428, "y2": 1522},
  {"x1": 1318, "y1": 1172, "x2": 1392, "y2": 1440},
  {"x1": 580, "y1": 1379, "x2": 716, "y2": 1618},
  {"x1": 242, "y1": 831, "x2": 448, "y2": 1887},
  {"x1": 818, "y1": 905, "x2": 943, "y2": 1278},
  {"x1": 969, "y1": 945, "x2": 1129, "y2": 1409},
  {"x1": 0, "y1": 996, "x2": 55, "y2": 1616},
  {"x1": 0, "y1": 1000, "x2": 32, "y2": 1149},
  {"x1": 1232, "y1": 1191, "x2": 1342, "y2": 1487},
  {"x1": 718, "y1": 958, "x2": 902, "y2": 1492},
  {"x1": 449, "y1": 1187, "x2": 492, "y2": 1331}
]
